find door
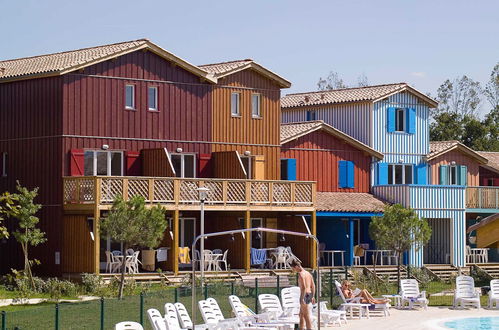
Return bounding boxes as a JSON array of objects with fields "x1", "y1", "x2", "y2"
[
  {"x1": 424, "y1": 218, "x2": 451, "y2": 264},
  {"x1": 180, "y1": 218, "x2": 196, "y2": 248}
]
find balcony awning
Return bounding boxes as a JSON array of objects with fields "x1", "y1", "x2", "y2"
[
  {"x1": 316, "y1": 192, "x2": 386, "y2": 214},
  {"x1": 467, "y1": 213, "x2": 499, "y2": 233}
]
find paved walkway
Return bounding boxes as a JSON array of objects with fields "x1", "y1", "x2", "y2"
[{"x1": 324, "y1": 306, "x2": 498, "y2": 329}]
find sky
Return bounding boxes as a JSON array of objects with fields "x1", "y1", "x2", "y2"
[{"x1": 1, "y1": 0, "x2": 498, "y2": 114}]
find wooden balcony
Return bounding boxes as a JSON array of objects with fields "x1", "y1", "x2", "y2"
[
  {"x1": 63, "y1": 176, "x2": 316, "y2": 212},
  {"x1": 466, "y1": 186, "x2": 499, "y2": 211}
]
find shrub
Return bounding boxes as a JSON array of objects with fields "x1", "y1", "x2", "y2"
[
  {"x1": 409, "y1": 267, "x2": 432, "y2": 288},
  {"x1": 470, "y1": 266, "x2": 491, "y2": 286},
  {"x1": 44, "y1": 278, "x2": 78, "y2": 301},
  {"x1": 81, "y1": 273, "x2": 103, "y2": 295}
]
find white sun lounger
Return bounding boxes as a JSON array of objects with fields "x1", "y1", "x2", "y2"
[
  {"x1": 334, "y1": 280, "x2": 390, "y2": 317},
  {"x1": 115, "y1": 321, "x2": 144, "y2": 330},
  {"x1": 400, "y1": 279, "x2": 428, "y2": 309},
  {"x1": 489, "y1": 279, "x2": 499, "y2": 309},
  {"x1": 454, "y1": 275, "x2": 481, "y2": 309},
  {"x1": 148, "y1": 308, "x2": 168, "y2": 330},
  {"x1": 174, "y1": 302, "x2": 194, "y2": 329},
  {"x1": 228, "y1": 295, "x2": 292, "y2": 329}
]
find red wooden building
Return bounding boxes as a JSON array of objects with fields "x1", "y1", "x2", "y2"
[
  {"x1": 280, "y1": 121, "x2": 385, "y2": 266},
  {"x1": 0, "y1": 40, "x2": 315, "y2": 276}
]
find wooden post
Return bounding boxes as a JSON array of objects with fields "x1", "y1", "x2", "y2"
[
  {"x1": 173, "y1": 209, "x2": 180, "y2": 275},
  {"x1": 311, "y1": 211, "x2": 317, "y2": 269},
  {"x1": 244, "y1": 210, "x2": 251, "y2": 273}
]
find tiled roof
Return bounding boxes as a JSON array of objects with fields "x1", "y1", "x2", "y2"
[
  {"x1": 428, "y1": 141, "x2": 488, "y2": 163},
  {"x1": 478, "y1": 151, "x2": 499, "y2": 173},
  {"x1": 281, "y1": 83, "x2": 437, "y2": 108},
  {"x1": 0, "y1": 39, "x2": 216, "y2": 83},
  {"x1": 316, "y1": 192, "x2": 386, "y2": 213},
  {"x1": 199, "y1": 59, "x2": 291, "y2": 88},
  {"x1": 199, "y1": 59, "x2": 253, "y2": 76},
  {"x1": 280, "y1": 120, "x2": 383, "y2": 159}
]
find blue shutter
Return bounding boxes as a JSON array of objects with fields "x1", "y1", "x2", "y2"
[
  {"x1": 281, "y1": 159, "x2": 296, "y2": 180},
  {"x1": 458, "y1": 165, "x2": 467, "y2": 186},
  {"x1": 347, "y1": 161, "x2": 355, "y2": 188},
  {"x1": 306, "y1": 111, "x2": 311, "y2": 121},
  {"x1": 415, "y1": 163, "x2": 427, "y2": 184},
  {"x1": 406, "y1": 108, "x2": 416, "y2": 134},
  {"x1": 439, "y1": 165, "x2": 449, "y2": 185},
  {"x1": 338, "y1": 161, "x2": 347, "y2": 188},
  {"x1": 377, "y1": 163, "x2": 389, "y2": 185},
  {"x1": 387, "y1": 107, "x2": 396, "y2": 132}
]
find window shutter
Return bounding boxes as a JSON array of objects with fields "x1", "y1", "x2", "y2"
[
  {"x1": 280, "y1": 159, "x2": 296, "y2": 180},
  {"x1": 458, "y1": 165, "x2": 467, "y2": 186},
  {"x1": 306, "y1": 111, "x2": 311, "y2": 121},
  {"x1": 406, "y1": 108, "x2": 416, "y2": 134},
  {"x1": 439, "y1": 165, "x2": 449, "y2": 185},
  {"x1": 377, "y1": 163, "x2": 389, "y2": 185},
  {"x1": 347, "y1": 161, "x2": 355, "y2": 188},
  {"x1": 387, "y1": 107, "x2": 396, "y2": 132},
  {"x1": 198, "y1": 154, "x2": 212, "y2": 178},
  {"x1": 125, "y1": 151, "x2": 141, "y2": 176},
  {"x1": 69, "y1": 149, "x2": 85, "y2": 176},
  {"x1": 338, "y1": 161, "x2": 348, "y2": 188},
  {"x1": 415, "y1": 163, "x2": 427, "y2": 184}
]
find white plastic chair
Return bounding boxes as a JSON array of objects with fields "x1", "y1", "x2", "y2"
[
  {"x1": 217, "y1": 250, "x2": 228, "y2": 271},
  {"x1": 384, "y1": 251, "x2": 398, "y2": 265},
  {"x1": 258, "y1": 293, "x2": 297, "y2": 324},
  {"x1": 106, "y1": 251, "x2": 121, "y2": 273},
  {"x1": 174, "y1": 302, "x2": 193, "y2": 329},
  {"x1": 477, "y1": 249, "x2": 488, "y2": 263},
  {"x1": 273, "y1": 247, "x2": 289, "y2": 270},
  {"x1": 400, "y1": 279, "x2": 428, "y2": 309},
  {"x1": 489, "y1": 279, "x2": 499, "y2": 309},
  {"x1": 112, "y1": 250, "x2": 123, "y2": 256},
  {"x1": 164, "y1": 303, "x2": 182, "y2": 330},
  {"x1": 126, "y1": 248, "x2": 135, "y2": 256},
  {"x1": 353, "y1": 245, "x2": 365, "y2": 266},
  {"x1": 115, "y1": 321, "x2": 144, "y2": 330},
  {"x1": 125, "y1": 251, "x2": 140, "y2": 274},
  {"x1": 147, "y1": 308, "x2": 167, "y2": 330},
  {"x1": 313, "y1": 301, "x2": 347, "y2": 325},
  {"x1": 465, "y1": 246, "x2": 474, "y2": 264},
  {"x1": 454, "y1": 275, "x2": 480, "y2": 309},
  {"x1": 199, "y1": 299, "x2": 240, "y2": 329}
]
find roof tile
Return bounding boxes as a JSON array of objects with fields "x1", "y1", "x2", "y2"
[
  {"x1": 478, "y1": 151, "x2": 499, "y2": 173},
  {"x1": 199, "y1": 59, "x2": 253, "y2": 76},
  {"x1": 316, "y1": 192, "x2": 386, "y2": 213}
]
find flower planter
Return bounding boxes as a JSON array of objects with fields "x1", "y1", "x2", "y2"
[{"x1": 141, "y1": 249, "x2": 156, "y2": 271}]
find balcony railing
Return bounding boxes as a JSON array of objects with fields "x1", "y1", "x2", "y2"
[
  {"x1": 63, "y1": 176, "x2": 315, "y2": 209},
  {"x1": 466, "y1": 186, "x2": 499, "y2": 210}
]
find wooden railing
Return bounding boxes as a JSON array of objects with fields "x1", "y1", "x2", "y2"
[
  {"x1": 466, "y1": 186, "x2": 499, "y2": 209},
  {"x1": 63, "y1": 176, "x2": 315, "y2": 208}
]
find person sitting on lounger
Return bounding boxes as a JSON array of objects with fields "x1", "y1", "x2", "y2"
[{"x1": 341, "y1": 280, "x2": 389, "y2": 304}]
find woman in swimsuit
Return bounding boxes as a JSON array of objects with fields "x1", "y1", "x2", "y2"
[{"x1": 341, "y1": 280, "x2": 389, "y2": 305}]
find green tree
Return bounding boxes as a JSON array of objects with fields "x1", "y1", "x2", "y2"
[
  {"x1": 482, "y1": 106, "x2": 499, "y2": 151},
  {"x1": 430, "y1": 112, "x2": 464, "y2": 141},
  {"x1": 100, "y1": 195, "x2": 167, "y2": 299},
  {"x1": 435, "y1": 76, "x2": 481, "y2": 117},
  {"x1": 484, "y1": 63, "x2": 499, "y2": 110},
  {"x1": 317, "y1": 71, "x2": 347, "y2": 90},
  {"x1": 369, "y1": 204, "x2": 431, "y2": 289},
  {"x1": 10, "y1": 183, "x2": 46, "y2": 290},
  {"x1": 0, "y1": 192, "x2": 17, "y2": 239}
]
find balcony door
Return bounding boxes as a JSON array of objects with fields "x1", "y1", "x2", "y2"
[
  {"x1": 170, "y1": 153, "x2": 196, "y2": 178},
  {"x1": 84, "y1": 150, "x2": 123, "y2": 176},
  {"x1": 423, "y1": 218, "x2": 451, "y2": 264}
]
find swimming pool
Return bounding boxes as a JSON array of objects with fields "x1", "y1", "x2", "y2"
[{"x1": 443, "y1": 316, "x2": 499, "y2": 329}]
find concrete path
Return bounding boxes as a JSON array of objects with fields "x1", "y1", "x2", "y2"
[{"x1": 323, "y1": 306, "x2": 498, "y2": 329}]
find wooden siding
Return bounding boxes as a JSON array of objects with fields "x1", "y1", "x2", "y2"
[
  {"x1": 428, "y1": 150, "x2": 480, "y2": 186},
  {"x1": 211, "y1": 70, "x2": 282, "y2": 180},
  {"x1": 281, "y1": 102, "x2": 372, "y2": 145},
  {"x1": 479, "y1": 166, "x2": 499, "y2": 186},
  {"x1": 62, "y1": 215, "x2": 94, "y2": 273},
  {"x1": 281, "y1": 130, "x2": 371, "y2": 192},
  {"x1": 142, "y1": 149, "x2": 175, "y2": 177},
  {"x1": 212, "y1": 151, "x2": 246, "y2": 179}
]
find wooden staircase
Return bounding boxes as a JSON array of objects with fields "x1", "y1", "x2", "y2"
[
  {"x1": 423, "y1": 264, "x2": 463, "y2": 282},
  {"x1": 474, "y1": 263, "x2": 499, "y2": 278},
  {"x1": 352, "y1": 265, "x2": 407, "y2": 283}
]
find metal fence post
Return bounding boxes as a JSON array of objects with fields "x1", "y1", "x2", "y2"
[
  {"x1": 276, "y1": 275, "x2": 280, "y2": 296},
  {"x1": 174, "y1": 287, "x2": 179, "y2": 303},
  {"x1": 231, "y1": 281, "x2": 235, "y2": 296},
  {"x1": 1, "y1": 311, "x2": 6, "y2": 330},
  {"x1": 329, "y1": 268, "x2": 333, "y2": 306},
  {"x1": 255, "y1": 278, "x2": 259, "y2": 314},
  {"x1": 140, "y1": 292, "x2": 144, "y2": 325},
  {"x1": 55, "y1": 303, "x2": 59, "y2": 330},
  {"x1": 204, "y1": 284, "x2": 208, "y2": 300},
  {"x1": 100, "y1": 297, "x2": 104, "y2": 330}
]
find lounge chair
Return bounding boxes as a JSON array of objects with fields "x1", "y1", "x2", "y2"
[
  {"x1": 174, "y1": 302, "x2": 193, "y2": 329},
  {"x1": 489, "y1": 279, "x2": 499, "y2": 309},
  {"x1": 115, "y1": 321, "x2": 144, "y2": 330},
  {"x1": 454, "y1": 275, "x2": 481, "y2": 309},
  {"x1": 313, "y1": 301, "x2": 347, "y2": 325},
  {"x1": 400, "y1": 279, "x2": 428, "y2": 309},
  {"x1": 334, "y1": 280, "x2": 390, "y2": 317},
  {"x1": 258, "y1": 293, "x2": 297, "y2": 323},
  {"x1": 164, "y1": 303, "x2": 183, "y2": 330},
  {"x1": 228, "y1": 295, "x2": 291, "y2": 329},
  {"x1": 147, "y1": 308, "x2": 167, "y2": 330}
]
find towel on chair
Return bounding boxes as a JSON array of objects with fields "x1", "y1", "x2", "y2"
[
  {"x1": 250, "y1": 248, "x2": 267, "y2": 265},
  {"x1": 156, "y1": 248, "x2": 168, "y2": 262},
  {"x1": 178, "y1": 247, "x2": 191, "y2": 264}
]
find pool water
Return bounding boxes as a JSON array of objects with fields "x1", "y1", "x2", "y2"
[{"x1": 444, "y1": 317, "x2": 499, "y2": 330}]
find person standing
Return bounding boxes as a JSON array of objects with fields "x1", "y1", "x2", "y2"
[{"x1": 290, "y1": 259, "x2": 315, "y2": 329}]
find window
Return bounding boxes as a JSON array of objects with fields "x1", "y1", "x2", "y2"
[
  {"x1": 306, "y1": 111, "x2": 316, "y2": 121},
  {"x1": 125, "y1": 85, "x2": 135, "y2": 109},
  {"x1": 486, "y1": 178, "x2": 494, "y2": 186},
  {"x1": 449, "y1": 166, "x2": 457, "y2": 185},
  {"x1": 395, "y1": 108, "x2": 405, "y2": 132},
  {"x1": 1, "y1": 152, "x2": 6, "y2": 177},
  {"x1": 252, "y1": 93, "x2": 261, "y2": 117},
  {"x1": 240, "y1": 156, "x2": 252, "y2": 179},
  {"x1": 83, "y1": 151, "x2": 123, "y2": 176},
  {"x1": 170, "y1": 153, "x2": 196, "y2": 178},
  {"x1": 231, "y1": 93, "x2": 240, "y2": 116},
  {"x1": 148, "y1": 86, "x2": 158, "y2": 111},
  {"x1": 388, "y1": 164, "x2": 413, "y2": 184}
]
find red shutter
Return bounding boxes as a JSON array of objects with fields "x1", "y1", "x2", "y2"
[
  {"x1": 198, "y1": 153, "x2": 212, "y2": 178},
  {"x1": 126, "y1": 151, "x2": 141, "y2": 176},
  {"x1": 69, "y1": 149, "x2": 85, "y2": 176}
]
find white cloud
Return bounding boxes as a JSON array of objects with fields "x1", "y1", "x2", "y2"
[{"x1": 411, "y1": 72, "x2": 426, "y2": 78}]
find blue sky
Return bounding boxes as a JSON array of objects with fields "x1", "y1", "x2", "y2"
[{"x1": 1, "y1": 0, "x2": 498, "y2": 112}]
